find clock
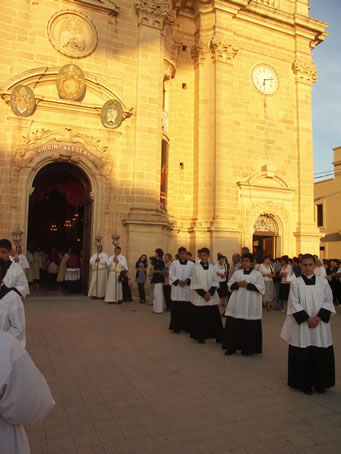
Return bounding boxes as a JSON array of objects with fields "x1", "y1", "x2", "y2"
[{"x1": 251, "y1": 64, "x2": 279, "y2": 95}]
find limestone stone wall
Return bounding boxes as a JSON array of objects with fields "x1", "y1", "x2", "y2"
[{"x1": 0, "y1": 0, "x2": 327, "y2": 276}]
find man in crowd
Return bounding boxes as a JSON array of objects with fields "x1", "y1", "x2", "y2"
[{"x1": 105, "y1": 246, "x2": 128, "y2": 303}]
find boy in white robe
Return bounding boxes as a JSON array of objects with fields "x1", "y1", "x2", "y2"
[
  {"x1": 223, "y1": 253, "x2": 265, "y2": 356},
  {"x1": 169, "y1": 247, "x2": 195, "y2": 333},
  {"x1": 105, "y1": 247, "x2": 127, "y2": 303},
  {"x1": 0, "y1": 240, "x2": 29, "y2": 298},
  {"x1": 0, "y1": 331, "x2": 55, "y2": 454},
  {"x1": 88, "y1": 245, "x2": 109, "y2": 299},
  {"x1": 281, "y1": 253, "x2": 335, "y2": 395},
  {"x1": 190, "y1": 248, "x2": 223, "y2": 344}
]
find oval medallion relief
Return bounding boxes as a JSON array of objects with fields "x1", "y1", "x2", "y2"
[{"x1": 47, "y1": 10, "x2": 98, "y2": 58}]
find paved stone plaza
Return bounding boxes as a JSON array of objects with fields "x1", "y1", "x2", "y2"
[{"x1": 25, "y1": 294, "x2": 341, "y2": 454}]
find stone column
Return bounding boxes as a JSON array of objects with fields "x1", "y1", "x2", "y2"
[
  {"x1": 122, "y1": 0, "x2": 173, "y2": 268},
  {"x1": 209, "y1": 25, "x2": 240, "y2": 255},
  {"x1": 292, "y1": 59, "x2": 320, "y2": 253}
]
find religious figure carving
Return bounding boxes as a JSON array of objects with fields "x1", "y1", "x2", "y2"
[
  {"x1": 209, "y1": 36, "x2": 239, "y2": 63},
  {"x1": 253, "y1": 215, "x2": 277, "y2": 233},
  {"x1": 48, "y1": 11, "x2": 98, "y2": 58},
  {"x1": 135, "y1": 0, "x2": 174, "y2": 31},
  {"x1": 292, "y1": 60, "x2": 317, "y2": 85},
  {"x1": 191, "y1": 39, "x2": 206, "y2": 64}
]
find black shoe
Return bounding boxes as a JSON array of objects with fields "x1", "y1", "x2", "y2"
[
  {"x1": 173, "y1": 330, "x2": 180, "y2": 334},
  {"x1": 241, "y1": 351, "x2": 249, "y2": 356},
  {"x1": 315, "y1": 387, "x2": 325, "y2": 394},
  {"x1": 224, "y1": 350, "x2": 235, "y2": 356},
  {"x1": 198, "y1": 339, "x2": 205, "y2": 344},
  {"x1": 303, "y1": 387, "x2": 313, "y2": 395}
]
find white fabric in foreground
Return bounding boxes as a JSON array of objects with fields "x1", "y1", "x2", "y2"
[
  {"x1": 280, "y1": 276, "x2": 335, "y2": 348},
  {"x1": 0, "y1": 291, "x2": 26, "y2": 346},
  {"x1": 224, "y1": 269, "x2": 265, "y2": 320},
  {"x1": 0, "y1": 332, "x2": 55, "y2": 454}
]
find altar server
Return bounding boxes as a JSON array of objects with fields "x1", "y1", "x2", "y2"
[
  {"x1": 223, "y1": 253, "x2": 265, "y2": 356},
  {"x1": 88, "y1": 245, "x2": 108, "y2": 299},
  {"x1": 0, "y1": 240, "x2": 29, "y2": 298},
  {"x1": 105, "y1": 247, "x2": 127, "y2": 303},
  {"x1": 169, "y1": 247, "x2": 195, "y2": 333},
  {"x1": 0, "y1": 331, "x2": 55, "y2": 454},
  {"x1": 0, "y1": 259, "x2": 26, "y2": 346},
  {"x1": 190, "y1": 248, "x2": 223, "y2": 344},
  {"x1": 281, "y1": 254, "x2": 335, "y2": 395}
]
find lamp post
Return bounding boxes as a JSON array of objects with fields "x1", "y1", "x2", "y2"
[
  {"x1": 11, "y1": 226, "x2": 24, "y2": 256},
  {"x1": 94, "y1": 235, "x2": 102, "y2": 298}
]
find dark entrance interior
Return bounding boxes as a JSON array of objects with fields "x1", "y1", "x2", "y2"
[
  {"x1": 27, "y1": 162, "x2": 92, "y2": 292},
  {"x1": 253, "y1": 233, "x2": 276, "y2": 261}
]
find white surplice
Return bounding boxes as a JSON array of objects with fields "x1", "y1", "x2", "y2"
[
  {"x1": 3, "y1": 262, "x2": 30, "y2": 298},
  {"x1": 169, "y1": 260, "x2": 194, "y2": 302},
  {"x1": 280, "y1": 276, "x2": 335, "y2": 348},
  {"x1": 88, "y1": 252, "x2": 109, "y2": 298},
  {"x1": 0, "y1": 331, "x2": 55, "y2": 454},
  {"x1": 104, "y1": 257, "x2": 124, "y2": 303},
  {"x1": 191, "y1": 263, "x2": 220, "y2": 306},
  {"x1": 0, "y1": 290, "x2": 26, "y2": 346},
  {"x1": 224, "y1": 269, "x2": 265, "y2": 319}
]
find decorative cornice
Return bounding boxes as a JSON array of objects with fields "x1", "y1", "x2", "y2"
[
  {"x1": 135, "y1": 0, "x2": 174, "y2": 31},
  {"x1": 209, "y1": 36, "x2": 239, "y2": 63},
  {"x1": 63, "y1": 0, "x2": 119, "y2": 17},
  {"x1": 292, "y1": 59, "x2": 317, "y2": 85},
  {"x1": 249, "y1": 0, "x2": 279, "y2": 8}
]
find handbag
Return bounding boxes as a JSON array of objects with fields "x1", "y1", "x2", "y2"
[{"x1": 285, "y1": 272, "x2": 295, "y2": 283}]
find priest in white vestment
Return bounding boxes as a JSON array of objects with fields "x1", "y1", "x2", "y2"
[
  {"x1": 0, "y1": 240, "x2": 29, "y2": 298},
  {"x1": 14, "y1": 246, "x2": 32, "y2": 284},
  {"x1": 169, "y1": 247, "x2": 194, "y2": 333},
  {"x1": 223, "y1": 253, "x2": 265, "y2": 356},
  {"x1": 56, "y1": 248, "x2": 71, "y2": 282},
  {"x1": 88, "y1": 246, "x2": 109, "y2": 298},
  {"x1": 0, "y1": 331, "x2": 55, "y2": 454},
  {"x1": 281, "y1": 254, "x2": 335, "y2": 395},
  {"x1": 190, "y1": 248, "x2": 223, "y2": 343},
  {"x1": 105, "y1": 246, "x2": 128, "y2": 303}
]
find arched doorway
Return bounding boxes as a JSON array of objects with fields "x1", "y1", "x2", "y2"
[
  {"x1": 27, "y1": 162, "x2": 92, "y2": 293},
  {"x1": 252, "y1": 214, "x2": 279, "y2": 261}
]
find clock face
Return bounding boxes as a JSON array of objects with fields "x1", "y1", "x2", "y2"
[{"x1": 252, "y1": 64, "x2": 278, "y2": 95}]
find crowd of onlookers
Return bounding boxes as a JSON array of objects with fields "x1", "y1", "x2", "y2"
[{"x1": 133, "y1": 250, "x2": 341, "y2": 313}]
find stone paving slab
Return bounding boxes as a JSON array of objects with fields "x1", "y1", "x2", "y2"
[{"x1": 24, "y1": 295, "x2": 341, "y2": 454}]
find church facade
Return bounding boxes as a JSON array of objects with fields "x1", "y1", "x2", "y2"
[{"x1": 0, "y1": 0, "x2": 327, "y2": 271}]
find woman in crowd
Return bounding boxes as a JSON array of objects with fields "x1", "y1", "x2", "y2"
[
  {"x1": 279, "y1": 255, "x2": 293, "y2": 314},
  {"x1": 216, "y1": 254, "x2": 228, "y2": 308},
  {"x1": 136, "y1": 254, "x2": 148, "y2": 304},
  {"x1": 258, "y1": 255, "x2": 275, "y2": 311},
  {"x1": 314, "y1": 258, "x2": 327, "y2": 278}
]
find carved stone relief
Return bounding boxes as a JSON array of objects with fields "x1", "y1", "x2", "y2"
[
  {"x1": 253, "y1": 215, "x2": 278, "y2": 233},
  {"x1": 135, "y1": 0, "x2": 174, "y2": 31},
  {"x1": 292, "y1": 60, "x2": 317, "y2": 85},
  {"x1": 209, "y1": 36, "x2": 239, "y2": 63},
  {"x1": 47, "y1": 10, "x2": 98, "y2": 58}
]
